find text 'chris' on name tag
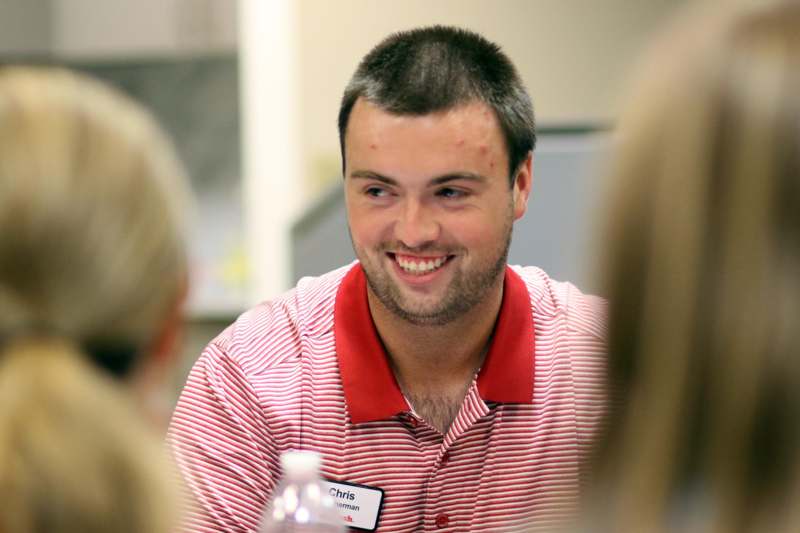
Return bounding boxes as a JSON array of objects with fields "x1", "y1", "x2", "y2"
[{"x1": 321, "y1": 480, "x2": 384, "y2": 531}]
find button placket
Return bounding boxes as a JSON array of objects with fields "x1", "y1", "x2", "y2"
[
  {"x1": 426, "y1": 442, "x2": 454, "y2": 531},
  {"x1": 417, "y1": 418, "x2": 446, "y2": 533},
  {"x1": 440, "y1": 451, "x2": 450, "y2": 466}
]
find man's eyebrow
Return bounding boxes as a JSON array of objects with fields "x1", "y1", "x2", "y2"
[
  {"x1": 349, "y1": 170, "x2": 397, "y2": 185},
  {"x1": 349, "y1": 170, "x2": 487, "y2": 186},
  {"x1": 430, "y1": 172, "x2": 487, "y2": 185}
]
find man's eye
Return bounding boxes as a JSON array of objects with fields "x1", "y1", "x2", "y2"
[
  {"x1": 365, "y1": 186, "x2": 389, "y2": 198},
  {"x1": 437, "y1": 187, "x2": 466, "y2": 199}
]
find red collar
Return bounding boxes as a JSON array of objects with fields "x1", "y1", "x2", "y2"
[{"x1": 334, "y1": 264, "x2": 535, "y2": 424}]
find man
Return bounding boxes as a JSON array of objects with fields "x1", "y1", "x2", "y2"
[{"x1": 169, "y1": 26, "x2": 606, "y2": 532}]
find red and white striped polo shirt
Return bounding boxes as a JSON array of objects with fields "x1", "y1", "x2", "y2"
[{"x1": 168, "y1": 263, "x2": 607, "y2": 532}]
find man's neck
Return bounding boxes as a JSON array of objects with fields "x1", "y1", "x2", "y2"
[{"x1": 366, "y1": 277, "x2": 504, "y2": 432}]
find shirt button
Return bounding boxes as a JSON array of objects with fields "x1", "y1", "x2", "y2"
[
  {"x1": 435, "y1": 513, "x2": 450, "y2": 529},
  {"x1": 440, "y1": 452, "x2": 450, "y2": 466}
]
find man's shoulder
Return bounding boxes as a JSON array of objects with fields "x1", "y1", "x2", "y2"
[
  {"x1": 209, "y1": 262, "x2": 356, "y2": 369},
  {"x1": 510, "y1": 264, "x2": 607, "y2": 340}
]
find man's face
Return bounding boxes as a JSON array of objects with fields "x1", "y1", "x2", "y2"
[{"x1": 344, "y1": 98, "x2": 531, "y2": 326}]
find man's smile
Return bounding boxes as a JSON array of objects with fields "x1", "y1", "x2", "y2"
[{"x1": 387, "y1": 252, "x2": 455, "y2": 276}]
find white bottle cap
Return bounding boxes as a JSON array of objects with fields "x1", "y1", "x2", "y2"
[{"x1": 280, "y1": 451, "x2": 322, "y2": 479}]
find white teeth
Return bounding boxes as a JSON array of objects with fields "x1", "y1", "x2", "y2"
[{"x1": 397, "y1": 256, "x2": 447, "y2": 274}]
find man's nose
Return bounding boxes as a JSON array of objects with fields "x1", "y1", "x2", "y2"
[{"x1": 395, "y1": 199, "x2": 439, "y2": 248}]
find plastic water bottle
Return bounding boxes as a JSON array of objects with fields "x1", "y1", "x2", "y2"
[{"x1": 260, "y1": 451, "x2": 345, "y2": 533}]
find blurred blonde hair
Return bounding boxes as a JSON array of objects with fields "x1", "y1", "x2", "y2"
[
  {"x1": 594, "y1": 2, "x2": 800, "y2": 532},
  {"x1": 0, "y1": 67, "x2": 190, "y2": 532}
]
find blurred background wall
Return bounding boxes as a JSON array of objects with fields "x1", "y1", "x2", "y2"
[{"x1": 1, "y1": 0, "x2": 696, "y2": 401}]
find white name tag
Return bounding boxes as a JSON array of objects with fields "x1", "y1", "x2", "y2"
[{"x1": 321, "y1": 480, "x2": 384, "y2": 531}]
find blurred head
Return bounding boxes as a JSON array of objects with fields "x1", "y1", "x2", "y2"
[
  {"x1": 596, "y1": 3, "x2": 800, "y2": 532},
  {"x1": 0, "y1": 66, "x2": 191, "y2": 532},
  {"x1": 338, "y1": 25, "x2": 536, "y2": 184},
  {"x1": 0, "y1": 66, "x2": 188, "y2": 363}
]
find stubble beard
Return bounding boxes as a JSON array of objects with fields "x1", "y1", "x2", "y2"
[{"x1": 353, "y1": 215, "x2": 513, "y2": 327}]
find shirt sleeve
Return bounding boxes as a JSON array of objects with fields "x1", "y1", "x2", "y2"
[
  {"x1": 167, "y1": 342, "x2": 275, "y2": 533},
  {"x1": 564, "y1": 286, "x2": 608, "y2": 475}
]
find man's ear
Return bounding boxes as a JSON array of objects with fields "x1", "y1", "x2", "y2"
[{"x1": 512, "y1": 152, "x2": 533, "y2": 220}]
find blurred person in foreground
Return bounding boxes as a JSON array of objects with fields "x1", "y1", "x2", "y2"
[
  {"x1": 588, "y1": 2, "x2": 800, "y2": 532},
  {"x1": 0, "y1": 67, "x2": 191, "y2": 532}
]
